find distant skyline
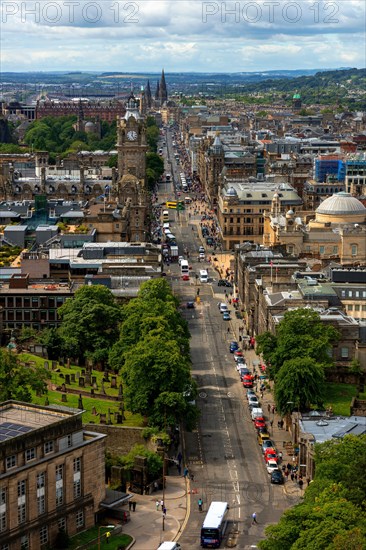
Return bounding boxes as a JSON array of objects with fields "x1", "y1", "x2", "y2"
[{"x1": 1, "y1": 0, "x2": 365, "y2": 72}]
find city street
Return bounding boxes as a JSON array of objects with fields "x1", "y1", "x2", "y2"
[{"x1": 156, "y1": 129, "x2": 298, "y2": 548}]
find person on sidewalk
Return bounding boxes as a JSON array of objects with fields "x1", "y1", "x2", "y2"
[
  {"x1": 251, "y1": 512, "x2": 258, "y2": 525},
  {"x1": 156, "y1": 500, "x2": 160, "y2": 511},
  {"x1": 198, "y1": 498, "x2": 203, "y2": 512}
]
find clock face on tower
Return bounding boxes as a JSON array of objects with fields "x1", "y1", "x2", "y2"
[{"x1": 127, "y1": 130, "x2": 138, "y2": 141}]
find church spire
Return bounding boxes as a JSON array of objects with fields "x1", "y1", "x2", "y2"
[
  {"x1": 159, "y1": 69, "x2": 168, "y2": 103},
  {"x1": 155, "y1": 80, "x2": 160, "y2": 101},
  {"x1": 146, "y1": 79, "x2": 152, "y2": 108}
]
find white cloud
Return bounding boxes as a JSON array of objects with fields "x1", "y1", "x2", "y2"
[{"x1": 0, "y1": 0, "x2": 365, "y2": 70}]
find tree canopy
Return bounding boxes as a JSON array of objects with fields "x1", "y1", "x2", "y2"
[
  {"x1": 256, "y1": 309, "x2": 339, "y2": 414},
  {"x1": 57, "y1": 285, "x2": 121, "y2": 366},
  {"x1": 259, "y1": 435, "x2": 366, "y2": 550},
  {"x1": 109, "y1": 278, "x2": 196, "y2": 429},
  {"x1": 0, "y1": 350, "x2": 48, "y2": 402}
]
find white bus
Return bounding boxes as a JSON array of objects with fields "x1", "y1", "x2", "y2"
[
  {"x1": 180, "y1": 259, "x2": 189, "y2": 275},
  {"x1": 200, "y1": 501, "x2": 229, "y2": 548},
  {"x1": 199, "y1": 269, "x2": 208, "y2": 283}
]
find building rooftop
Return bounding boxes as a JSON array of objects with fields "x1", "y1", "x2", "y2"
[
  {"x1": 0, "y1": 401, "x2": 81, "y2": 443},
  {"x1": 301, "y1": 413, "x2": 366, "y2": 444}
]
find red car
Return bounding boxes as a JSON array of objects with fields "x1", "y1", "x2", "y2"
[
  {"x1": 242, "y1": 374, "x2": 254, "y2": 388},
  {"x1": 182, "y1": 275, "x2": 190, "y2": 281},
  {"x1": 264, "y1": 449, "x2": 278, "y2": 463},
  {"x1": 254, "y1": 418, "x2": 266, "y2": 429}
]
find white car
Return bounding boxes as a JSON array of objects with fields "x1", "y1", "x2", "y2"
[
  {"x1": 199, "y1": 252, "x2": 205, "y2": 260},
  {"x1": 266, "y1": 459, "x2": 279, "y2": 474},
  {"x1": 199, "y1": 246, "x2": 205, "y2": 253}
]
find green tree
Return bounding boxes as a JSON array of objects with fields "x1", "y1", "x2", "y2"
[
  {"x1": 39, "y1": 328, "x2": 64, "y2": 360},
  {"x1": 256, "y1": 308, "x2": 339, "y2": 379},
  {"x1": 146, "y1": 152, "x2": 164, "y2": 191},
  {"x1": 274, "y1": 357, "x2": 325, "y2": 414},
  {"x1": 57, "y1": 285, "x2": 121, "y2": 367},
  {"x1": 120, "y1": 444, "x2": 163, "y2": 478},
  {"x1": 121, "y1": 335, "x2": 191, "y2": 418},
  {"x1": 0, "y1": 350, "x2": 48, "y2": 402}
]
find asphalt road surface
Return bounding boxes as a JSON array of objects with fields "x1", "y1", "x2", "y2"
[{"x1": 158, "y1": 128, "x2": 296, "y2": 549}]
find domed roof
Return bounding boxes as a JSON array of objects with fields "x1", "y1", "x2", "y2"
[
  {"x1": 225, "y1": 186, "x2": 238, "y2": 197},
  {"x1": 316, "y1": 192, "x2": 366, "y2": 215}
]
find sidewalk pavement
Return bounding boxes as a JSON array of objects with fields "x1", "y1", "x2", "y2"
[{"x1": 121, "y1": 475, "x2": 188, "y2": 550}]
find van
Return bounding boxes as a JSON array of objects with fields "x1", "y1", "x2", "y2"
[
  {"x1": 199, "y1": 270, "x2": 208, "y2": 283},
  {"x1": 157, "y1": 543, "x2": 181, "y2": 550}
]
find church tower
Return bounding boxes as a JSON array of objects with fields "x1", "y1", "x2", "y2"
[
  {"x1": 159, "y1": 69, "x2": 168, "y2": 104},
  {"x1": 145, "y1": 80, "x2": 152, "y2": 109}
]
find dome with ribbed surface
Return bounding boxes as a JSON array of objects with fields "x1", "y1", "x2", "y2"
[{"x1": 316, "y1": 192, "x2": 366, "y2": 215}]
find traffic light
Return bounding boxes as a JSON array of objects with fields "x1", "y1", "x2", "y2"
[{"x1": 177, "y1": 201, "x2": 185, "y2": 211}]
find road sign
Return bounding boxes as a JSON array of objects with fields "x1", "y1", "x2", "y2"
[{"x1": 166, "y1": 201, "x2": 177, "y2": 209}]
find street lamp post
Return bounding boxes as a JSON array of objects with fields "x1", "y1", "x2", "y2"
[{"x1": 98, "y1": 524, "x2": 115, "y2": 550}]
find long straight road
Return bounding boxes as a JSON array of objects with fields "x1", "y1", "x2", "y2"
[{"x1": 158, "y1": 128, "x2": 296, "y2": 549}]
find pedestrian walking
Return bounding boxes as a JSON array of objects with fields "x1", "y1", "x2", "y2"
[
  {"x1": 291, "y1": 472, "x2": 295, "y2": 482},
  {"x1": 270, "y1": 419, "x2": 273, "y2": 428},
  {"x1": 190, "y1": 472, "x2": 195, "y2": 482},
  {"x1": 132, "y1": 501, "x2": 136, "y2": 512},
  {"x1": 156, "y1": 500, "x2": 160, "y2": 511},
  {"x1": 307, "y1": 477, "x2": 311, "y2": 486},
  {"x1": 163, "y1": 506, "x2": 167, "y2": 518},
  {"x1": 198, "y1": 498, "x2": 203, "y2": 512},
  {"x1": 285, "y1": 470, "x2": 289, "y2": 479},
  {"x1": 267, "y1": 404, "x2": 271, "y2": 413},
  {"x1": 251, "y1": 512, "x2": 258, "y2": 524},
  {"x1": 278, "y1": 451, "x2": 283, "y2": 462},
  {"x1": 160, "y1": 499, "x2": 164, "y2": 510},
  {"x1": 177, "y1": 451, "x2": 182, "y2": 465},
  {"x1": 298, "y1": 479, "x2": 304, "y2": 490},
  {"x1": 183, "y1": 467, "x2": 189, "y2": 479},
  {"x1": 105, "y1": 531, "x2": 111, "y2": 544}
]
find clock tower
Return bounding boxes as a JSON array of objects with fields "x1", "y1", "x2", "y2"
[
  {"x1": 115, "y1": 91, "x2": 150, "y2": 242},
  {"x1": 117, "y1": 92, "x2": 148, "y2": 180}
]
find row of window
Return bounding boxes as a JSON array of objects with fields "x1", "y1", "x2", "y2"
[
  {"x1": 0, "y1": 297, "x2": 65, "y2": 308},
  {"x1": 6, "y1": 440, "x2": 55, "y2": 471},
  {"x1": 0, "y1": 511, "x2": 84, "y2": 550},
  {"x1": 0, "y1": 459, "x2": 82, "y2": 533},
  {"x1": 5, "y1": 310, "x2": 58, "y2": 322},
  {"x1": 341, "y1": 290, "x2": 366, "y2": 299},
  {"x1": 223, "y1": 217, "x2": 264, "y2": 224}
]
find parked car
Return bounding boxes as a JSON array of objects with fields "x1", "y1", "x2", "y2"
[
  {"x1": 242, "y1": 374, "x2": 254, "y2": 388},
  {"x1": 266, "y1": 459, "x2": 279, "y2": 474},
  {"x1": 248, "y1": 396, "x2": 260, "y2": 408},
  {"x1": 199, "y1": 246, "x2": 205, "y2": 253},
  {"x1": 222, "y1": 312, "x2": 231, "y2": 321},
  {"x1": 229, "y1": 341, "x2": 239, "y2": 353},
  {"x1": 206, "y1": 237, "x2": 214, "y2": 245},
  {"x1": 262, "y1": 440, "x2": 275, "y2": 453},
  {"x1": 246, "y1": 389, "x2": 256, "y2": 400},
  {"x1": 271, "y1": 469, "x2": 284, "y2": 484},
  {"x1": 257, "y1": 432, "x2": 271, "y2": 445},
  {"x1": 182, "y1": 274, "x2": 190, "y2": 281},
  {"x1": 233, "y1": 351, "x2": 244, "y2": 362},
  {"x1": 264, "y1": 449, "x2": 278, "y2": 463},
  {"x1": 218, "y1": 302, "x2": 228, "y2": 313}
]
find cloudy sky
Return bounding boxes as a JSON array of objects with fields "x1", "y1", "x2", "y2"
[{"x1": 1, "y1": 0, "x2": 365, "y2": 72}]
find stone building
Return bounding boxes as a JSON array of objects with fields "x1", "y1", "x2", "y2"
[
  {"x1": 263, "y1": 191, "x2": 366, "y2": 264},
  {"x1": 0, "y1": 401, "x2": 106, "y2": 549},
  {"x1": 217, "y1": 179, "x2": 302, "y2": 250}
]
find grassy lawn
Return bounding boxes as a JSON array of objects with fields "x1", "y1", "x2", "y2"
[
  {"x1": 323, "y1": 382, "x2": 358, "y2": 416},
  {"x1": 17, "y1": 352, "x2": 144, "y2": 427},
  {"x1": 69, "y1": 525, "x2": 132, "y2": 549}
]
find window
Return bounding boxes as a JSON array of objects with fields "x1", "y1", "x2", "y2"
[
  {"x1": 37, "y1": 472, "x2": 46, "y2": 515},
  {"x1": 76, "y1": 509, "x2": 84, "y2": 528},
  {"x1": 355, "y1": 305, "x2": 360, "y2": 312},
  {"x1": 348, "y1": 290, "x2": 353, "y2": 298},
  {"x1": 6, "y1": 455, "x2": 16, "y2": 469},
  {"x1": 0, "y1": 488, "x2": 6, "y2": 532},
  {"x1": 58, "y1": 517, "x2": 67, "y2": 531},
  {"x1": 67, "y1": 434, "x2": 72, "y2": 447},
  {"x1": 20, "y1": 535, "x2": 29, "y2": 550},
  {"x1": 44, "y1": 440, "x2": 54, "y2": 454},
  {"x1": 56, "y1": 465, "x2": 64, "y2": 507},
  {"x1": 351, "y1": 244, "x2": 358, "y2": 256},
  {"x1": 319, "y1": 246, "x2": 325, "y2": 255},
  {"x1": 355, "y1": 291, "x2": 360, "y2": 298},
  {"x1": 40, "y1": 525, "x2": 48, "y2": 546},
  {"x1": 25, "y1": 448, "x2": 36, "y2": 462},
  {"x1": 333, "y1": 246, "x2": 338, "y2": 254},
  {"x1": 18, "y1": 481, "x2": 26, "y2": 524},
  {"x1": 341, "y1": 347, "x2": 349, "y2": 358},
  {"x1": 74, "y1": 457, "x2": 82, "y2": 499}
]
